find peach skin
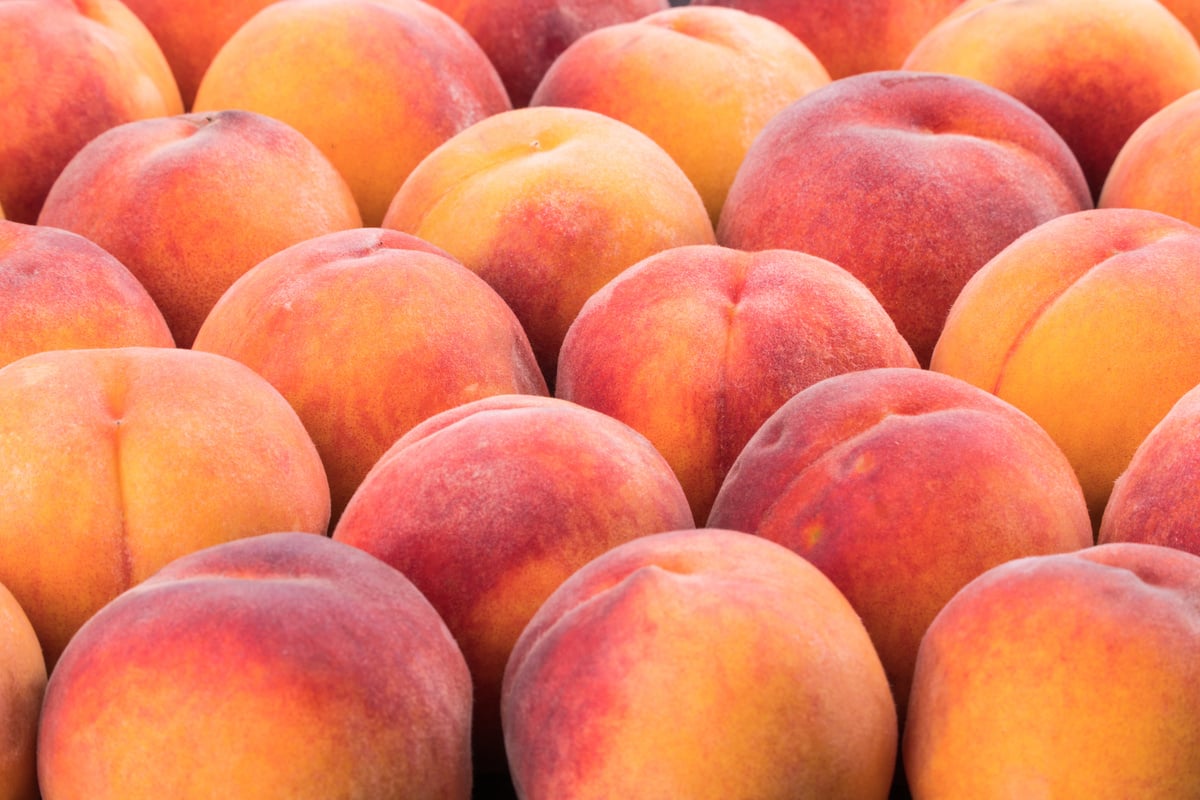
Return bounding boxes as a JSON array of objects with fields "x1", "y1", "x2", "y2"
[{"x1": 0, "y1": 580, "x2": 44, "y2": 800}]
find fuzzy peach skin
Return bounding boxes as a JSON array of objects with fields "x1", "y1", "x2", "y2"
[
  {"x1": 0, "y1": 0, "x2": 182, "y2": 224},
  {"x1": 0, "y1": 220, "x2": 174, "y2": 367},
  {"x1": 689, "y1": 0, "x2": 964, "y2": 79},
  {"x1": 1162, "y1": 0, "x2": 1200, "y2": 42},
  {"x1": 528, "y1": 5, "x2": 830, "y2": 225},
  {"x1": 193, "y1": 227, "x2": 548, "y2": 523},
  {"x1": 501, "y1": 528, "x2": 898, "y2": 799},
  {"x1": 930, "y1": 208, "x2": 1200, "y2": 525},
  {"x1": 37, "y1": 110, "x2": 361, "y2": 348},
  {"x1": 423, "y1": 0, "x2": 667, "y2": 108},
  {"x1": 904, "y1": 543, "x2": 1200, "y2": 798},
  {"x1": 707, "y1": 367, "x2": 1092, "y2": 721},
  {"x1": 1099, "y1": 90, "x2": 1200, "y2": 226},
  {"x1": 717, "y1": 71, "x2": 1091, "y2": 366},
  {"x1": 0, "y1": 347, "x2": 330, "y2": 669},
  {"x1": 903, "y1": 0, "x2": 1200, "y2": 200},
  {"x1": 193, "y1": 0, "x2": 511, "y2": 226},
  {"x1": 333, "y1": 394, "x2": 695, "y2": 775},
  {"x1": 556, "y1": 245, "x2": 918, "y2": 524},
  {"x1": 37, "y1": 532, "x2": 473, "y2": 800},
  {"x1": 0, "y1": 581, "x2": 44, "y2": 800},
  {"x1": 383, "y1": 105, "x2": 715, "y2": 386},
  {"x1": 1098, "y1": 382, "x2": 1200, "y2": 555}
]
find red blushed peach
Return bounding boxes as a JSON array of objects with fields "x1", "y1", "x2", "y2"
[
  {"x1": 0, "y1": 581, "x2": 44, "y2": 800},
  {"x1": 904, "y1": 543, "x2": 1200, "y2": 797},
  {"x1": 37, "y1": 110, "x2": 361, "y2": 348},
  {"x1": 193, "y1": 0, "x2": 511, "y2": 226},
  {"x1": 0, "y1": 0, "x2": 182, "y2": 224},
  {"x1": 931, "y1": 208, "x2": 1200, "y2": 525},
  {"x1": 717, "y1": 71, "x2": 1091, "y2": 366},
  {"x1": 903, "y1": 0, "x2": 1200, "y2": 199},
  {"x1": 707, "y1": 367, "x2": 1093, "y2": 721},
  {"x1": 37, "y1": 532, "x2": 473, "y2": 799},
  {"x1": 423, "y1": 0, "x2": 667, "y2": 108},
  {"x1": 502, "y1": 528, "x2": 898, "y2": 798},
  {"x1": 0, "y1": 220, "x2": 174, "y2": 367},
  {"x1": 556, "y1": 244, "x2": 918, "y2": 524},
  {"x1": 382, "y1": 105, "x2": 715, "y2": 386},
  {"x1": 332, "y1": 394, "x2": 695, "y2": 776},
  {"x1": 0, "y1": 347, "x2": 330, "y2": 668},
  {"x1": 193, "y1": 227, "x2": 548, "y2": 523},
  {"x1": 528, "y1": 5, "x2": 830, "y2": 225}
]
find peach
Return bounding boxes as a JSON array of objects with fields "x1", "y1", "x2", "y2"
[
  {"x1": 502, "y1": 528, "x2": 898, "y2": 798},
  {"x1": 0, "y1": 346, "x2": 330, "y2": 668},
  {"x1": 717, "y1": 70, "x2": 1091, "y2": 366},
  {"x1": 556, "y1": 244, "x2": 919, "y2": 524},
  {"x1": 528, "y1": 5, "x2": 831, "y2": 225},
  {"x1": 904, "y1": 542, "x2": 1200, "y2": 797},
  {"x1": 0, "y1": 0, "x2": 182, "y2": 224},
  {"x1": 38, "y1": 532, "x2": 472, "y2": 799},
  {"x1": 689, "y1": 0, "x2": 964, "y2": 79},
  {"x1": 423, "y1": 0, "x2": 667, "y2": 108},
  {"x1": 1099, "y1": 382, "x2": 1200, "y2": 554},
  {"x1": 1099, "y1": 89, "x2": 1200, "y2": 226},
  {"x1": 382, "y1": 105, "x2": 715, "y2": 386},
  {"x1": 332, "y1": 394, "x2": 695, "y2": 776},
  {"x1": 37, "y1": 109, "x2": 362, "y2": 348},
  {"x1": 903, "y1": 0, "x2": 1200, "y2": 199},
  {"x1": 193, "y1": 0, "x2": 511, "y2": 226},
  {"x1": 930, "y1": 208, "x2": 1200, "y2": 525},
  {"x1": 1162, "y1": 0, "x2": 1200, "y2": 43},
  {"x1": 193, "y1": 227, "x2": 548, "y2": 523},
  {"x1": 707, "y1": 367, "x2": 1093, "y2": 721},
  {"x1": 0, "y1": 581, "x2": 44, "y2": 800},
  {"x1": 0, "y1": 220, "x2": 174, "y2": 367}
]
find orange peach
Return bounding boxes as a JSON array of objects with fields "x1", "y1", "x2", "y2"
[
  {"x1": 0, "y1": 346, "x2": 330, "y2": 668},
  {"x1": 423, "y1": 0, "x2": 667, "y2": 108},
  {"x1": 332, "y1": 394, "x2": 695, "y2": 776},
  {"x1": 382, "y1": 105, "x2": 715, "y2": 386},
  {"x1": 0, "y1": 581, "x2": 44, "y2": 800},
  {"x1": 193, "y1": 227, "x2": 548, "y2": 523},
  {"x1": 0, "y1": 220, "x2": 174, "y2": 367},
  {"x1": 903, "y1": 0, "x2": 1200, "y2": 199},
  {"x1": 0, "y1": 0, "x2": 182, "y2": 224},
  {"x1": 502, "y1": 528, "x2": 898, "y2": 798},
  {"x1": 38, "y1": 532, "x2": 472, "y2": 799},
  {"x1": 689, "y1": 0, "x2": 965, "y2": 79},
  {"x1": 37, "y1": 109, "x2": 361, "y2": 348},
  {"x1": 717, "y1": 70, "x2": 1091, "y2": 366},
  {"x1": 930, "y1": 208, "x2": 1200, "y2": 525},
  {"x1": 556, "y1": 244, "x2": 918, "y2": 524},
  {"x1": 904, "y1": 542, "x2": 1200, "y2": 797},
  {"x1": 1162, "y1": 0, "x2": 1200, "y2": 43},
  {"x1": 193, "y1": 0, "x2": 511, "y2": 226},
  {"x1": 528, "y1": 5, "x2": 831, "y2": 225},
  {"x1": 707, "y1": 367, "x2": 1093, "y2": 721}
]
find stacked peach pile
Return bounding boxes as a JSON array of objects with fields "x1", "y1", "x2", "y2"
[{"x1": 5, "y1": 0, "x2": 1200, "y2": 797}]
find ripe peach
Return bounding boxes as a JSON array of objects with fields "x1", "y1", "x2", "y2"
[
  {"x1": 423, "y1": 0, "x2": 667, "y2": 108},
  {"x1": 0, "y1": 0, "x2": 182, "y2": 224},
  {"x1": 903, "y1": 0, "x2": 1200, "y2": 199},
  {"x1": 382, "y1": 105, "x2": 715, "y2": 386},
  {"x1": 0, "y1": 346, "x2": 330, "y2": 668},
  {"x1": 502, "y1": 528, "x2": 898, "y2": 798},
  {"x1": 0, "y1": 581, "x2": 44, "y2": 800},
  {"x1": 1162, "y1": 0, "x2": 1200, "y2": 42},
  {"x1": 332, "y1": 394, "x2": 695, "y2": 775},
  {"x1": 904, "y1": 543, "x2": 1200, "y2": 797},
  {"x1": 193, "y1": 0, "x2": 511, "y2": 226},
  {"x1": 556, "y1": 244, "x2": 918, "y2": 524},
  {"x1": 38, "y1": 532, "x2": 472, "y2": 799},
  {"x1": 0, "y1": 220, "x2": 174, "y2": 367},
  {"x1": 930, "y1": 208, "x2": 1200, "y2": 525},
  {"x1": 707, "y1": 367, "x2": 1093, "y2": 720},
  {"x1": 193, "y1": 227, "x2": 548, "y2": 523},
  {"x1": 37, "y1": 109, "x2": 362, "y2": 348},
  {"x1": 528, "y1": 5, "x2": 831, "y2": 225}
]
